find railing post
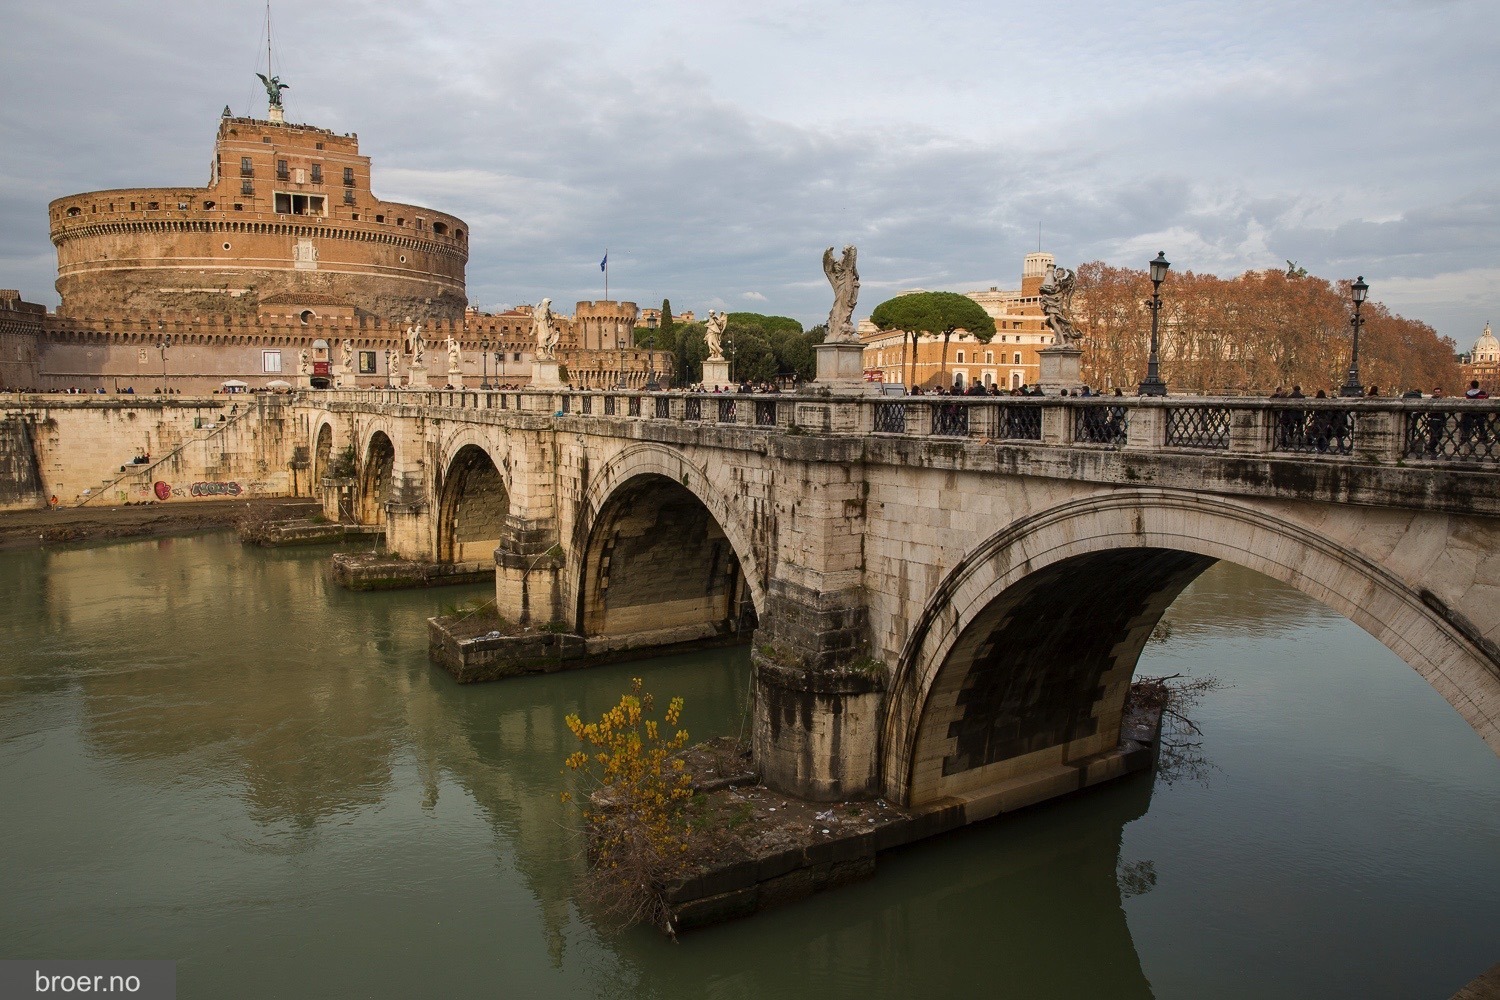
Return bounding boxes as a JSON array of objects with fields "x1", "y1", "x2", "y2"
[
  {"x1": 1125, "y1": 402, "x2": 1163, "y2": 450},
  {"x1": 1356, "y1": 407, "x2": 1405, "y2": 464},
  {"x1": 1042, "y1": 401, "x2": 1072, "y2": 445},
  {"x1": 1229, "y1": 404, "x2": 1273, "y2": 454}
]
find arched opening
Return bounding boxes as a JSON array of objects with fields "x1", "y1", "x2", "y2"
[
  {"x1": 313, "y1": 423, "x2": 333, "y2": 482},
  {"x1": 357, "y1": 432, "x2": 395, "y2": 526},
  {"x1": 578, "y1": 474, "x2": 756, "y2": 643},
  {"x1": 903, "y1": 548, "x2": 1213, "y2": 807},
  {"x1": 436, "y1": 445, "x2": 507, "y2": 563},
  {"x1": 884, "y1": 493, "x2": 1500, "y2": 809}
]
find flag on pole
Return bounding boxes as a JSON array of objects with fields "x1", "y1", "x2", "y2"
[{"x1": 600, "y1": 253, "x2": 608, "y2": 272}]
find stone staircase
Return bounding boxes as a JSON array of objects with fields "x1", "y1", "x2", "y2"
[{"x1": 75, "y1": 410, "x2": 246, "y2": 507}]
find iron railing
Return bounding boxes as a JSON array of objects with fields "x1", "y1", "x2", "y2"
[
  {"x1": 1074, "y1": 405, "x2": 1128, "y2": 447},
  {"x1": 1404, "y1": 409, "x2": 1499, "y2": 463},
  {"x1": 1165, "y1": 405, "x2": 1231, "y2": 449},
  {"x1": 1272, "y1": 405, "x2": 1353, "y2": 455}
]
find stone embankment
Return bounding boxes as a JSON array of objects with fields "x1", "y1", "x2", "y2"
[{"x1": 0, "y1": 497, "x2": 317, "y2": 550}]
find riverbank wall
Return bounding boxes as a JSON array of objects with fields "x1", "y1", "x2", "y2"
[{"x1": 0, "y1": 395, "x2": 307, "y2": 510}]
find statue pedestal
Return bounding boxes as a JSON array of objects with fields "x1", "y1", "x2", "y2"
[
  {"x1": 814, "y1": 340, "x2": 879, "y2": 395},
  {"x1": 1038, "y1": 346, "x2": 1083, "y2": 395},
  {"x1": 531, "y1": 359, "x2": 564, "y2": 388},
  {"x1": 334, "y1": 366, "x2": 353, "y2": 389},
  {"x1": 446, "y1": 368, "x2": 465, "y2": 389},
  {"x1": 701, "y1": 358, "x2": 731, "y2": 390},
  {"x1": 406, "y1": 364, "x2": 430, "y2": 389}
]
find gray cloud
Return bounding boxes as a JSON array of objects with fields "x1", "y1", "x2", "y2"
[{"x1": 0, "y1": 0, "x2": 1495, "y2": 346}]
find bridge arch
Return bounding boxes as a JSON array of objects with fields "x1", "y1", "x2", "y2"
[
  {"x1": 311, "y1": 419, "x2": 336, "y2": 483},
  {"x1": 435, "y1": 443, "x2": 508, "y2": 563},
  {"x1": 573, "y1": 444, "x2": 765, "y2": 643},
  {"x1": 882, "y1": 490, "x2": 1500, "y2": 808},
  {"x1": 356, "y1": 429, "x2": 396, "y2": 526}
]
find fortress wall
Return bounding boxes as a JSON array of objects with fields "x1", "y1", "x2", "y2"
[
  {"x1": 1, "y1": 395, "x2": 303, "y2": 509},
  {"x1": 0, "y1": 292, "x2": 45, "y2": 390}
]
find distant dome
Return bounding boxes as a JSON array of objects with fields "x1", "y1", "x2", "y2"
[{"x1": 1475, "y1": 322, "x2": 1499, "y2": 364}]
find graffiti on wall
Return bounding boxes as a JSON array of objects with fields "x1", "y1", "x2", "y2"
[{"x1": 149, "y1": 480, "x2": 249, "y2": 500}]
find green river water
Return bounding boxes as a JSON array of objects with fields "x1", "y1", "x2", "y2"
[{"x1": 0, "y1": 534, "x2": 1495, "y2": 998}]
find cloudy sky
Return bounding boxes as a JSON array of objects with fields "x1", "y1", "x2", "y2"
[{"x1": 1, "y1": 0, "x2": 1496, "y2": 345}]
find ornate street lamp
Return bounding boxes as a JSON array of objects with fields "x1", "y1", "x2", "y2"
[
  {"x1": 1339, "y1": 276, "x2": 1369, "y2": 398},
  {"x1": 616, "y1": 334, "x2": 628, "y2": 389},
  {"x1": 726, "y1": 334, "x2": 735, "y2": 385},
  {"x1": 644, "y1": 330, "x2": 660, "y2": 392},
  {"x1": 1138, "y1": 251, "x2": 1171, "y2": 397},
  {"x1": 497, "y1": 346, "x2": 505, "y2": 385},
  {"x1": 480, "y1": 337, "x2": 491, "y2": 389}
]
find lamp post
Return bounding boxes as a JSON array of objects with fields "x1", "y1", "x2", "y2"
[
  {"x1": 480, "y1": 337, "x2": 491, "y2": 389},
  {"x1": 644, "y1": 330, "x2": 660, "y2": 391},
  {"x1": 1138, "y1": 251, "x2": 1171, "y2": 397},
  {"x1": 616, "y1": 335, "x2": 628, "y2": 389},
  {"x1": 1339, "y1": 276, "x2": 1369, "y2": 398},
  {"x1": 496, "y1": 346, "x2": 505, "y2": 386},
  {"x1": 158, "y1": 335, "x2": 171, "y2": 394},
  {"x1": 726, "y1": 335, "x2": 735, "y2": 386}
]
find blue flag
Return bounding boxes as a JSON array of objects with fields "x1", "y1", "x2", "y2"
[{"x1": 600, "y1": 253, "x2": 607, "y2": 272}]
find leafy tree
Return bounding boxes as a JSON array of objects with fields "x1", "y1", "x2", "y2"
[
  {"x1": 561, "y1": 678, "x2": 693, "y2": 929},
  {"x1": 659, "y1": 298, "x2": 675, "y2": 343},
  {"x1": 672, "y1": 321, "x2": 709, "y2": 386},
  {"x1": 869, "y1": 291, "x2": 996, "y2": 390}
]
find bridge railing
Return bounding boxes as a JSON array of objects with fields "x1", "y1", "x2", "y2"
[{"x1": 307, "y1": 389, "x2": 1499, "y2": 468}]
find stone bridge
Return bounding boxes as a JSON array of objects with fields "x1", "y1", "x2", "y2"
[{"x1": 298, "y1": 387, "x2": 1500, "y2": 818}]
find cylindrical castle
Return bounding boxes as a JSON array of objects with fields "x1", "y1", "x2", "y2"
[{"x1": 48, "y1": 111, "x2": 469, "y2": 321}]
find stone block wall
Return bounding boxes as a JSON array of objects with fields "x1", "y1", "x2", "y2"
[{"x1": 1, "y1": 396, "x2": 301, "y2": 508}]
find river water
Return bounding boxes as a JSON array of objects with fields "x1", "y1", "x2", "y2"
[{"x1": 0, "y1": 534, "x2": 1495, "y2": 998}]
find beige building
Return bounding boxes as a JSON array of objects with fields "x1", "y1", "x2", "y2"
[
  {"x1": 1464, "y1": 321, "x2": 1499, "y2": 394},
  {"x1": 861, "y1": 252, "x2": 1057, "y2": 391}
]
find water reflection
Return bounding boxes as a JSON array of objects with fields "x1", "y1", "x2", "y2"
[{"x1": 1, "y1": 537, "x2": 1495, "y2": 998}]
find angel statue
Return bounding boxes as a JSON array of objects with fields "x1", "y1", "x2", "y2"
[
  {"x1": 340, "y1": 339, "x2": 353, "y2": 372},
  {"x1": 256, "y1": 73, "x2": 290, "y2": 110},
  {"x1": 404, "y1": 317, "x2": 426, "y2": 367},
  {"x1": 823, "y1": 245, "x2": 860, "y2": 342},
  {"x1": 705, "y1": 310, "x2": 727, "y2": 362},
  {"x1": 532, "y1": 299, "x2": 560, "y2": 361},
  {"x1": 447, "y1": 335, "x2": 461, "y2": 372},
  {"x1": 1039, "y1": 264, "x2": 1083, "y2": 348}
]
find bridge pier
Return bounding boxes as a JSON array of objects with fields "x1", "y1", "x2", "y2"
[
  {"x1": 494, "y1": 516, "x2": 565, "y2": 628},
  {"x1": 751, "y1": 443, "x2": 885, "y2": 801}
]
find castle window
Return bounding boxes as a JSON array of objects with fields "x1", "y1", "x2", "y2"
[
  {"x1": 985, "y1": 351, "x2": 994, "y2": 363},
  {"x1": 147, "y1": 202, "x2": 159, "y2": 210},
  {"x1": 233, "y1": 203, "x2": 244, "y2": 211},
  {"x1": 1014, "y1": 352, "x2": 1022, "y2": 365},
  {"x1": 432, "y1": 222, "x2": 447, "y2": 236},
  {"x1": 274, "y1": 192, "x2": 326, "y2": 216},
  {"x1": 956, "y1": 351, "x2": 965, "y2": 363},
  {"x1": 262, "y1": 136, "x2": 271, "y2": 144},
  {"x1": 311, "y1": 163, "x2": 322, "y2": 184},
  {"x1": 66, "y1": 207, "x2": 80, "y2": 217},
  {"x1": 203, "y1": 200, "x2": 215, "y2": 210},
  {"x1": 399, "y1": 255, "x2": 407, "y2": 263},
  {"x1": 375, "y1": 214, "x2": 384, "y2": 223},
  {"x1": 396, "y1": 217, "x2": 404, "y2": 226},
  {"x1": 455, "y1": 229, "x2": 464, "y2": 241},
  {"x1": 240, "y1": 157, "x2": 253, "y2": 176},
  {"x1": 351, "y1": 213, "x2": 359, "y2": 221},
  {"x1": 222, "y1": 242, "x2": 231, "y2": 250},
  {"x1": 177, "y1": 202, "x2": 188, "y2": 210},
  {"x1": 315, "y1": 142, "x2": 324, "y2": 151},
  {"x1": 241, "y1": 180, "x2": 254, "y2": 195},
  {"x1": 343, "y1": 167, "x2": 354, "y2": 187},
  {"x1": 276, "y1": 160, "x2": 289, "y2": 180},
  {"x1": 300, "y1": 310, "x2": 314, "y2": 326},
  {"x1": 344, "y1": 189, "x2": 355, "y2": 206},
  {"x1": 262, "y1": 350, "x2": 283, "y2": 374}
]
